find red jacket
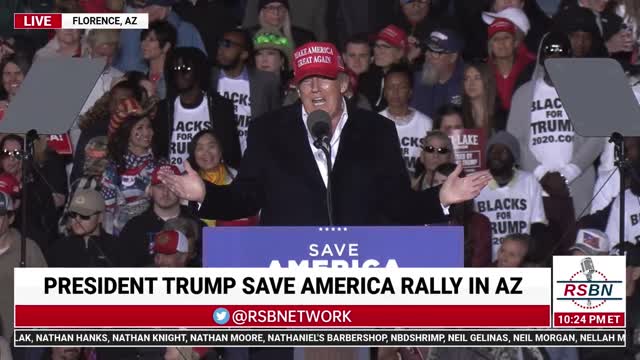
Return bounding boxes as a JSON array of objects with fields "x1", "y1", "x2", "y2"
[{"x1": 492, "y1": 44, "x2": 535, "y2": 111}]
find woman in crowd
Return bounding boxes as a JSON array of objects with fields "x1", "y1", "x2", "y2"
[
  {"x1": 431, "y1": 163, "x2": 492, "y2": 267},
  {"x1": 412, "y1": 131, "x2": 455, "y2": 190},
  {"x1": 72, "y1": 79, "x2": 146, "y2": 182},
  {"x1": 101, "y1": 97, "x2": 159, "y2": 236},
  {"x1": 0, "y1": 134, "x2": 58, "y2": 256},
  {"x1": 186, "y1": 129, "x2": 258, "y2": 227},
  {"x1": 433, "y1": 104, "x2": 467, "y2": 135},
  {"x1": 462, "y1": 62, "x2": 506, "y2": 133},
  {"x1": 248, "y1": 0, "x2": 315, "y2": 48},
  {"x1": 141, "y1": 20, "x2": 176, "y2": 100},
  {"x1": 0, "y1": 54, "x2": 31, "y2": 119},
  {"x1": 253, "y1": 28, "x2": 293, "y2": 100}
]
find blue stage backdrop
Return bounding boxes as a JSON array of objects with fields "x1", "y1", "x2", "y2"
[{"x1": 203, "y1": 226, "x2": 463, "y2": 268}]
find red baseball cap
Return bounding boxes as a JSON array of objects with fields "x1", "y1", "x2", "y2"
[
  {"x1": 153, "y1": 230, "x2": 189, "y2": 255},
  {"x1": 376, "y1": 25, "x2": 408, "y2": 50},
  {"x1": 151, "y1": 164, "x2": 181, "y2": 185},
  {"x1": 292, "y1": 42, "x2": 345, "y2": 84},
  {"x1": 0, "y1": 173, "x2": 20, "y2": 198},
  {"x1": 488, "y1": 18, "x2": 516, "y2": 39}
]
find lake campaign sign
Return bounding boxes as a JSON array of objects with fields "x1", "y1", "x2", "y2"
[{"x1": 203, "y1": 226, "x2": 463, "y2": 268}]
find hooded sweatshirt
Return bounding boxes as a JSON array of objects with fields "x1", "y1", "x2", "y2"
[{"x1": 506, "y1": 34, "x2": 604, "y2": 216}]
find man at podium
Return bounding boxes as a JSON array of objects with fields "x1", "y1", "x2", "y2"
[{"x1": 159, "y1": 41, "x2": 490, "y2": 227}]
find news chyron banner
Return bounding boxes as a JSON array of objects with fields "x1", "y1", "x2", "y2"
[{"x1": 14, "y1": 13, "x2": 148, "y2": 30}]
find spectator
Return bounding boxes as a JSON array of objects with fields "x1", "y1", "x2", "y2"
[
  {"x1": 485, "y1": 17, "x2": 534, "y2": 113},
  {"x1": 411, "y1": 28, "x2": 464, "y2": 118},
  {"x1": 34, "y1": 29, "x2": 84, "y2": 60},
  {"x1": 462, "y1": 62, "x2": 506, "y2": 134},
  {"x1": 60, "y1": 136, "x2": 109, "y2": 235},
  {"x1": 49, "y1": 189, "x2": 118, "y2": 267},
  {"x1": 341, "y1": 69, "x2": 372, "y2": 110},
  {"x1": 605, "y1": 150, "x2": 640, "y2": 251},
  {"x1": 186, "y1": 129, "x2": 258, "y2": 227},
  {"x1": 0, "y1": 54, "x2": 31, "y2": 119},
  {"x1": 412, "y1": 130, "x2": 455, "y2": 190},
  {"x1": 496, "y1": 233, "x2": 531, "y2": 267},
  {"x1": 432, "y1": 162, "x2": 492, "y2": 267},
  {"x1": 616, "y1": 0, "x2": 640, "y2": 65},
  {"x1": 360, "y1": 25, "x2": 409, "y2": 112},
  {"x1": 433, "y1": 104, "x2": 466, "y2": 134},
  {"x1": 245, "y1": 0, "x2": 317, "y2": 48},
  {"x1": 117, "y1": 164, "x2": 203, "y2": 267},
  {"x1": 101, "y1": 97, "x2": 160, "y2": 235},
  {"x1": 473, "y1": 131, "x2": 547, "y2": 261},
  {"x1": 553, "y1": 5, "x2": 603, "y2": 58},
  {"x1": 507, "y1": 32, "x2": 603, "y2": 216},
  {"x1": 0, "y1": 135, "x2": 58, "y2": 256},
  {"x1": 0, "y1": 190, "x2": 46, "y2": 339},
  {"x1": 342, "y1": 33, "x2": 371, "y2": 76},
  {"x1": 155, "y1": 47, "x2": 240, "y2": 169},
  {"x1": 123, "y1": 70, "x2": 158, "y2": 98},
  {"x1": 72, "y1": 79, "x2": 147, "y2": 183},
  {"x1": 33, "y1": 133, "x2": 69, "y2": 210},
  {"x1": 153, "y1": 229, "x2": 192, "y2": 267},
  {"x1": 326, "y1": 0, "x2": 397, "y2": 50},
  {"x1": 141, "y1": 20, "x2": 177, "y2": 100},
  {"x1": 252, "y1": 28, "x2": 294, "y2": 99},
  {"x1": 214, "y1": 29, "x2": 281, "y2": 154},
  {"x1": 161, "y1": 216, "x2": 202, "y2": 266},
  {"x1": 244, "y1": 0, "x2": 327, "y2": 42},
  {"x1": 395, "y1": 0, "x2": 436, "y2": 64},
  {"x1": 114, "y1": 0, "x2": 206, "y2": 72},
  {"x1": 72, "y1": 29, "x2": 124, "y2": 157},
  {"x1": 569, "y1": 228, "x2": 610, "y2": 255},
  {"x1": 379, "y1": 64, "x2": 432, "y2": 175}
]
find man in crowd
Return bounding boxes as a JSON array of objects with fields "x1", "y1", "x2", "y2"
[
  {"x1": 0, "y1": 191, "x2": 46, "y2": 339},
  {"x1": 214, "y1": 28, "x2": 282, "y2": 154},
  {"x1": 411, "y1": 28, "x2": 464, "y2": 118},
  {"x1": 49, "y1": 189, "x2": 118, "y2": 267},
  {"x1": 154, "y1": 47, "x2": 240, "y2": 170},
  {"x1": 570, "y1": 228, "x2": 610, "y2": 256},
  {"x1": 379, "y1": 64, "x2": 432, "y2": 175},
  {"x1": 360, "y1": 25, "x2": 408, "y2": 112},
  {"x1": 342, "y1": 33, "x2": 371, "y2": 76},
  {"x1": 118, "y1": 164, "x2": 203, "y2": 267},
  {"x1": 507, "y1": 32, "x2": 603, "y2": 216},
  {"x1": 553, "y1": 5, "x2": 603, "y2": 58},
  {"x1": 153, "y1": 229, "x2": 191, "y2": 267},
  {"x1": 114, "y1": 0, "x2": 206, "y2": 72},
  {"x1": 474, "y1": 131, "x2": 547, "y2": 261}
]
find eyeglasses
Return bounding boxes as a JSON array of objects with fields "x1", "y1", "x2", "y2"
[
  {"x1": 68, "y1": 212, "x2": 99, "y2": 220},
  {"x1": 263, "y1": 4, "x2": 286, "y2": 13},
  {"x1": 2, "y1": 149, "x2": 23, "y2": 159},
  {"x1": 423, "y1": 145, "x2": 450, "y2": 154},
  {"x1": 218, "y1": 39, "x2": 244, "y2": 49},
  {"x1": 172, "y1": 64, "x2": 192, "y2": 73},
  {"x1": 254, "y1": 33, "x2": 291, "y2": 48}
]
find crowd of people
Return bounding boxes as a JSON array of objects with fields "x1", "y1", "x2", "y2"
[{"x1": 1, "y1": 0, "x2": 640, "y2": 359}]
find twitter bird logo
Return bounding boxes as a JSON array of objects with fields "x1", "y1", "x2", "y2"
[{"x1": 213, "y1": 308, "x2": 230, "y2": 325}]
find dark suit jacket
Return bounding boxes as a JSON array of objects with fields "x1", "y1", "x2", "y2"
[
  {"x1": 154, "y1": 92, "x2": 242, "y2": 169},
  {"x1": 212, "y1": 67, "x2": 282, "y2": 120},
  {"x1": 199, "y1": 102, "x2": 447, "y2": 225}
]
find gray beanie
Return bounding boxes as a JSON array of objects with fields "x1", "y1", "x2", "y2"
[{"x1": 487, "y1": 131, "x2": 520, "y2": 164}]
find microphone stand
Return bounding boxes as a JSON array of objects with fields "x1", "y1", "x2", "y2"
[
  {"x1": 611, "y1": 132, "x2": 627, "y2": 256},
  {"x1": 19, "y1": 129, "x2": 38, "y2": 267},
  {"x1": 313, "y1": 137, "x2": 334, "y2": 225}
]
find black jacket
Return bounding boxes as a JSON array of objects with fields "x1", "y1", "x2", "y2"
[
  {"x1": 48, "y1": 230, "x2": 119, "y2": 267},
  {"x1": 117, "y1": 206, "x2": 203, "y2": 267},
  {"x1": 199, "y1": 102, "x2": 447, "y2": 225},
  {"x1": 154, "y1": 92, "x2": 242, "y2": 169}
]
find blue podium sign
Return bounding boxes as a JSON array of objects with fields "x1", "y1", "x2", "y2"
[{"x1": 203, "y1": 226, "x2": 463, "y2": 268}]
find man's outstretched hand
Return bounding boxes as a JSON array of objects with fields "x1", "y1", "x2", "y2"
[
  {"x1": 439, "y1": 164, "x2": 491, "y2": 206},
  {"x1": 158, "y1": 161, "x2": 206, "y2": 203}
]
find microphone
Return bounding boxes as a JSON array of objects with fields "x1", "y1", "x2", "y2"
[
  {"x1": 307, "y1": 110, "x2": 331, "y2": 148},
  {"x1": 581, "y1": 257, "x2": 595, "y2": 306},
  {"x1": 581, "y1": 257, "x2": 595, "y2": 281}
]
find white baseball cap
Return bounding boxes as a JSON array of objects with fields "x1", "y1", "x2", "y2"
[
  {"x1": 570, "y1": 229, "x2": 610, "y2": 255},
  {"x1": 482, "y1": 8, "x2": 530, "y2": 35}
]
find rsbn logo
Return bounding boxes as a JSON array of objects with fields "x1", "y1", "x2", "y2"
[{"x1": 556, "y1": 257, "x2": 623, "y2": 309}]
